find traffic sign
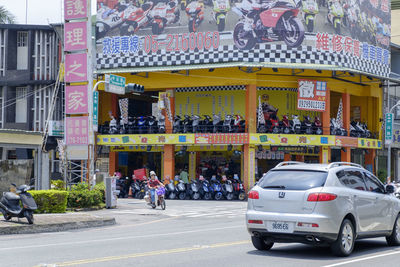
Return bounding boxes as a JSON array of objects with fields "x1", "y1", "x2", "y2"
[
  {"x1": 385, "y1": 112, "x2": 393, "y2": 145},
  {"x1": 105, "y1": 74, "x2": 126, "y2": 95},
  {"x1": 93, "y1": 91, "x2": 99, "y2": 132}
]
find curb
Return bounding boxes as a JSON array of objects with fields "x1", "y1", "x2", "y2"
[{"x1": 0, "y1": 217, "x2": 116, "y2": 235}]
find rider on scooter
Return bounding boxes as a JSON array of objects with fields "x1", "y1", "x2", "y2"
[{"x1": 148, "y1": 171, "x2": 162, "y2": 204}]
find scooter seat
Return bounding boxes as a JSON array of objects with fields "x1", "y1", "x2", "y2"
[{"x1": 4, "y1": 192, "x2": 20, "y2": 201}]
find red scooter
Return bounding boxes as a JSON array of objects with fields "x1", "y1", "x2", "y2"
[
  {"x1": 313, "y1": 116, "x2": 323, "y2": 135},
  {"x1": 150, "y1": 0, "x2": 180, "y2": 34},
  {"x1": 120, "y1": 2, "x2": 154, "y2": 35},
  {"x1": 232, "y1": 0, "x2": 304, "y2": 50},
  {"x1": 280, "y1": 114, "x2": 291, "y2": 134}
]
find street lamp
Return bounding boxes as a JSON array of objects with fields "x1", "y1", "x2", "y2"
[{"x1": 387, "y1": 100, "x2": 400, "y2": 183}]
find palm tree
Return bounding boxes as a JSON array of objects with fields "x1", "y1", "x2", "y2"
[{"x1": 0, "y1": 6, "x2": 16, "y2": 24}]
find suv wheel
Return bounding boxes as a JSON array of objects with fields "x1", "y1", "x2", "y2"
[
  {"x1": 251, "y1": 236, "x2": 274, "y2": 251},
  {"x1": 331, "y1": 219, "x2": 355, "y2": 257},
  {"x1": 386, "y1": 214, "x2": 400, "y2": 246}
]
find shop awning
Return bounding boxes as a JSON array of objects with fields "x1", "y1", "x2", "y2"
[
  {"x1": 95, "y1": 62, "x2": 395, "y2": 82},
  {"x1": 0, "y1": 130, "x2": 43, "y2": 148}
]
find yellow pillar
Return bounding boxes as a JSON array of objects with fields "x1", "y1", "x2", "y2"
[
  {"x1": 163, "y1": 145, "x2": 175, "y2": 179},
  {"x1": 189, "y1": 151, "x2": 196, "y2": 181},
  {"x1": 243, "y1": 145, "x2": 256, "y2": 192},
  {"x1": 322, "y1": 86, "x2": 331, "y2": 135},
  {"x1": 245, "y1": 84, "x2": 257, "y2": 133},
  {"x1": 320, "y1": 147, "x2": 331, "y2": 164}
]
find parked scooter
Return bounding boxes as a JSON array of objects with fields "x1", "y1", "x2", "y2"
[
  {"x1": 202, "y1": 115, "x2": 213, "y2": 133},
  {"x1": 280, "y1": 114, "x2": 291, "y2": 134},
  {"x1": 147, "y1": 116, "x2": 158, "y2": 134},
  {"x1": 130, "y1": 180, "x2": 141, "y2": 198},
  {"x1": 165, "y1": 182, "x2": 177, "y2": 199},
  {"x1": 137, "y1": 116, "x2": 147, "y2": 134},
  {"x1": 221, "y1": 180, "x2": 234, "y2": 200},
  {"x1": 302, "y1": 115, "x2": 313, "y2": 134},
  {"x1": 211, "y1": 177, "x2": 223, "y2": 200},
  {"x1": 116, "y1": 177, "x2": 129, "y2": 198},
  {"x1": 192, "y1": 115, "x2": 202, "y2": 133},
  {"x1": 200, "y1": 179, "x2": 212, "y2": 200},
  {"x1": 188, "y1": 180, "x2": 201, "y2": 200},
  {"x1": 127, "y1": 116, "x2": 137, "y2": 134},
  {"x1": 301, "y1": 0, "x2": 319, "y2": 32},
  {"x1": 232, "y1": 115, "x2": 246, "y2": 133},
  {"x1": 266, "y1": 111, "x2": 280, "y2": 134},
  {"x1": 182, "y1": 115, "x2": 193, "y2": 133},
  {"x1": 186, "y1": 0, "x2": 204, "y2": 32},
  {"x1": 119, "y1": 116, "x2": 127, "y2": 134},
  {"x1": 211, "y1": 0, "x2": 230, "y2": 31},
  {"x1": 0, "y1": 184, "x2": 37, "y2": 224},
  {"x1": 213, "y1": 114, "x2": 223, "y2": 133},
  {"x1": 109, "y1": 116, "x2": 119, "y2": 134},
  {"x1": 313, "y1": 116, "x2": 323, "y2": 135},
  {"x1": 158, "y1": 113, "x2": 166, "y2": 134},
  {"x1": 291, "y1": 115, "x2": 302, "y2": 134},
  {"x1": 173, "y1": 115, "x2": 182, "y2": 133},
  {"x1": 222, "y1": 114, "x2": 233, "y2": 133},
  {"x1": 232, "y1": 175, "x2": 246, "y2": 201},
  {"x1": 176, "y1": 179, "x2": 187, "y2": 200},
  {"x1": 327, "y1": 0, "x2": 344, "y2": 34},
  {"x1": 330, "y1": 118, "x2": 347, "y2": 136}
]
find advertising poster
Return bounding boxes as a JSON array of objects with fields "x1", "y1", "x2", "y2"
[{"x1": 96, "y1": 0, "x2": 391, "y2": 77}]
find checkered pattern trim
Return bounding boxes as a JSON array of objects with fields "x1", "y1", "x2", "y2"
[
  {"x1": 175, "y1": 85, "x2": 245, "y2": 92},
  {"x1": 258, "y1": 87, "x2": 298, "y2": 92},
  {"x1": 97, "y1": 43, "x2": 390, "y2": 78}
]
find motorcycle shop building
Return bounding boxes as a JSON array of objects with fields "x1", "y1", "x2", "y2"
[{"x1": 93, "y1": 0, "x2": 391, "y2": 190}]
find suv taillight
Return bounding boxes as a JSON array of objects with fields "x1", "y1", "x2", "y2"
[
  {"x1": 307, "y1": 193, "x2": 337, "y2": 202},
  {"x1": 248, "y1": 191, "x2": 259, "y2": 199}
]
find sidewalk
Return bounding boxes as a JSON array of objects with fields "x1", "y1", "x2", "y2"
[{"x1": 0, "y1": 212, "x2": 116, "y2": 235}]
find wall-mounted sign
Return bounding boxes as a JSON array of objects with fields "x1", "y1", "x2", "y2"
[
  {"x1": 96, "y1": 0, "x2": 391, "y2": 77},
  {"x1": 297, "y1": 80, "x2": 328, "y2": 112},
  {"x1": 65, "y1": 116, "x2": 89, "y2": 145},
  {"x1": 65, "y1": 85, "x2": 88, "y2": 114},
  {"x1": 48, "y1": 121, "x2": 64, "y2": 136}
]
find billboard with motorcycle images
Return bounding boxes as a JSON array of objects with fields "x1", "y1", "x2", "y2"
[{"x1": 96, "y1": 0, "x2": 391, "y2": 77}]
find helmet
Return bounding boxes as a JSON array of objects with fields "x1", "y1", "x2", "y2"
[{"x1": 150, "y1": 171, "x2": 156, "y2": 176}]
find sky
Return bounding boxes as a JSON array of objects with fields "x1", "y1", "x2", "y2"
[{"x1": 0, "y1": 0, "x2": 97, "y2": 25}]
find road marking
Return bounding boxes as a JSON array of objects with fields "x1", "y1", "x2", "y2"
[
  {"x1": 0, "y1": 225, "x2": 242, "y2": 251},
  {"x1": 322, "y1": 249, "x2": 400, "y2": 267},
  {"x1": 49, "y1": 240, "x2": 250, "y2": 266}
]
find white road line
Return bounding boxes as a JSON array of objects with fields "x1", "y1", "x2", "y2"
[
  {"x1": 0, "y1": 225, "x2": 243, "y2": 252},
  {"x1": 322, "y1": 249, "x2": 400, "y2": 267}
]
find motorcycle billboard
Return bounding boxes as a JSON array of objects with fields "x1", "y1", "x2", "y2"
[{"x1": 96, "y1": 0, "x2": 391, "y2": 77}]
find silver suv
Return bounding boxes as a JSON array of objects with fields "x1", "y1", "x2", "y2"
[{"x1": 246, "y1": 161, "x2": 400, "y2": 256}]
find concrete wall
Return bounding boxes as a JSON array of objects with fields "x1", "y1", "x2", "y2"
[{"x1": 0, "y1": 160, "x2": 33, "y2": 194}]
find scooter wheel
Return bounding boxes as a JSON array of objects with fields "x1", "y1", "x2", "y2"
[
  {"x1": 238, "y1": 192, "x2": 246, "y2": 201},
  {"x1": 226, "y1": 193, "x2": 234, "y2": 200},
  {"x1": 215, "y1": 192, "x2": 223, "y2": 200},
  {"x1": 204, "y1": 192, "x2": 212, "y2": 200},
  {"x1": 179, "y1": 192, "x2": 186, "y2": 200},
  {"x1": 169, "y1": 193, "x2": 176, "y2": 199},
  {"x1": 193, "y1": 192, "x2": 200, "y2": 200},
  {"x1": 24, "y1": 210, "x2": 34, "y2": 224},
  {"x1": 3, "y1": 213, "x2": 11, "y2": 221}
]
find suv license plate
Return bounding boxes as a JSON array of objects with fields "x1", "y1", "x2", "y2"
[{"x1": 267, "y1": 221, "x2": 294, "y2": 233}]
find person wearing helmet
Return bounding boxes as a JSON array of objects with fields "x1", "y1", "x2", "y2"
[{"x1": 148, "y1": 171, "x2": 162, "y2": 204}]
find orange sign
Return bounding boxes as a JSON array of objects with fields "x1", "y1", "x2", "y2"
[{"x1": 335, "y1": 136, "x2": 359, "y2": 147}]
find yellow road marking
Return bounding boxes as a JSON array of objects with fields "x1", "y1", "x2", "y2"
[{"x1": 51, "y1": 240, "x2": 250, "y2": 266}]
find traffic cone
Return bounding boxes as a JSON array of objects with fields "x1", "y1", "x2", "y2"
[{"x1": 128, "y1": 186, "x2": 133, "y2": 199}]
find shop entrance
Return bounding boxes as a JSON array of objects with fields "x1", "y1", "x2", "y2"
[
  {"x1": 116, "y1": 151, "x2": 162, "y2": 179},
  {"x1": 196, "y1": 151, "x2": 241, "y2": 181}
]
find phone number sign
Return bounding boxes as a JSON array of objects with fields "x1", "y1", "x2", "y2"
[
  {"x1": 65, "y1": 116, "x2": 89, "y2": 145},
  {"x1": 297, "y1": 80, "x2": 328, "y2": 112}
]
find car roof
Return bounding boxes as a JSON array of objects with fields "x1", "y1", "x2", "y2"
[{"x1": 271, "y1": 162, "x2": 366, "y2": 173}]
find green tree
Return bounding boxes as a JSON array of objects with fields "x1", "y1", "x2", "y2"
[{"x1": 0, "y1": 6, "x2": 16, "y2": 24}]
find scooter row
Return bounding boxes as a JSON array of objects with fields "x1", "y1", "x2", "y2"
[
  {"x1": 173, "y1": 114, "x2": 246, "y2": 134},
  {"x1": 258, "y1": 114, "x2": 323, "y2": 135},
  {"x1": 100, "y1": 115, "x2": 166, "y2": 135},
  {"x1": 330, "y1": 118, "x2": 372, "y2": 138},
  {"x1": 127, "y1": 178, "x2": 247, "y2": 201}
]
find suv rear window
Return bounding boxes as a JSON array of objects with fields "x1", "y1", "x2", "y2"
[{"x1": 258, "y1": 170, "x2": 328, "y2": 190}]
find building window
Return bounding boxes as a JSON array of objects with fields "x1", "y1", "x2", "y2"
[
  {"x1": 17, "y1": 31, "x2": 28, "y2": 70},
  {"x1": 16, "y1": 87, "x2": 28, "y2": 123}
]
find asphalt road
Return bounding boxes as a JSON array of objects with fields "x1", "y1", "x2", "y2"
[{"x1": 1, "y1": 199, "x2": 400, "y2": 267}]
